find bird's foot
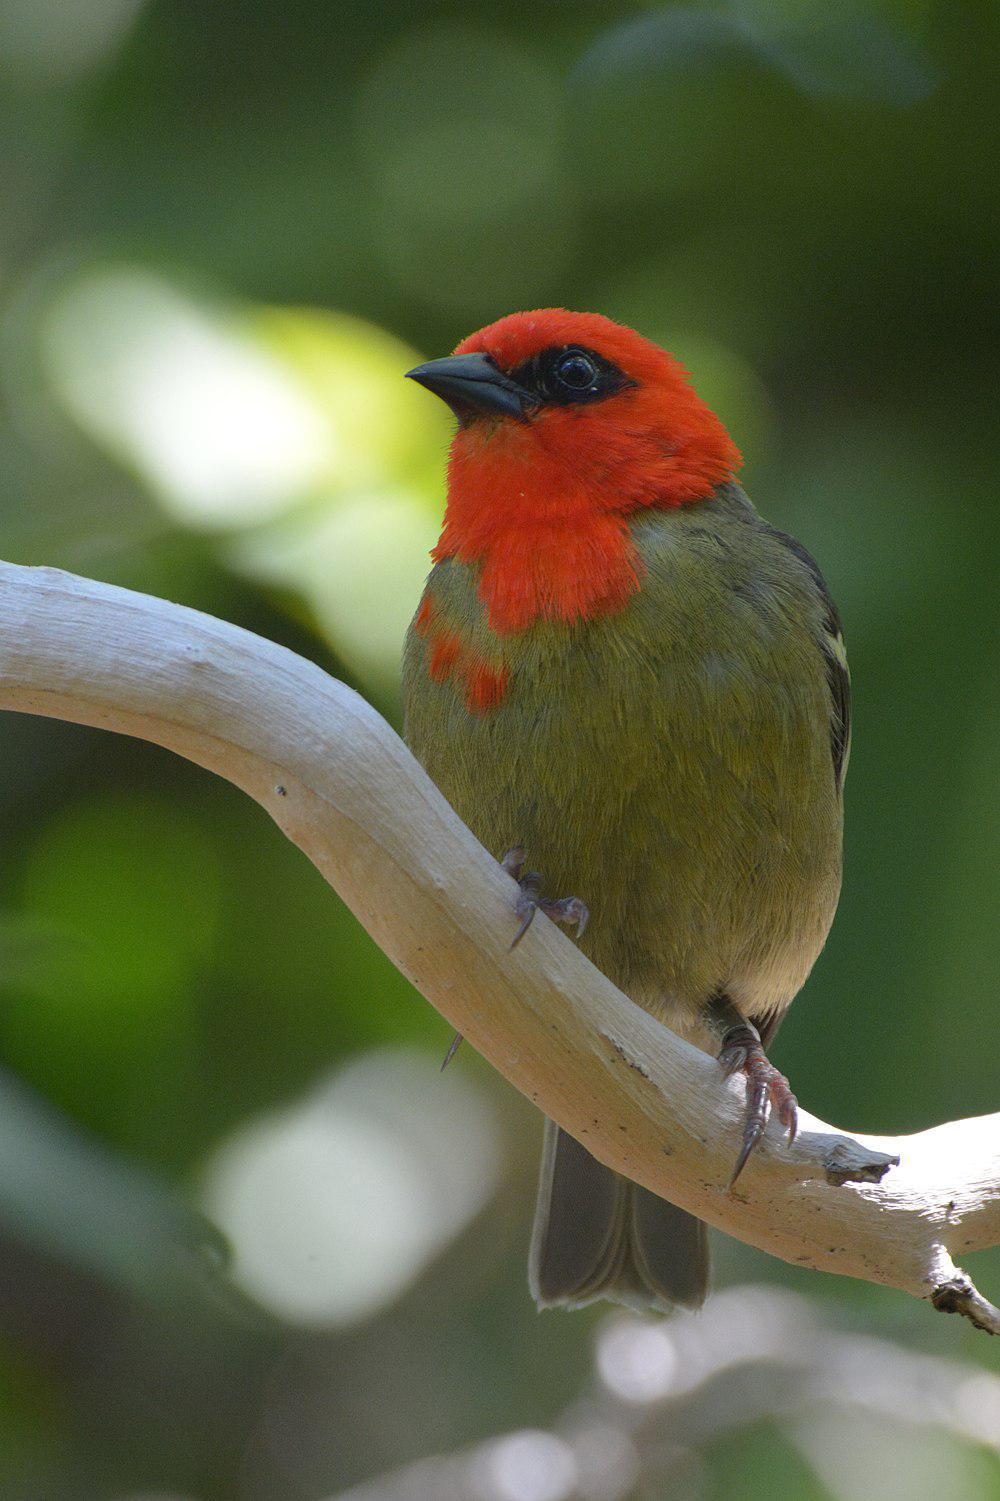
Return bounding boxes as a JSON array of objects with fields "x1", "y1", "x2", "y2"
[
  {"x1": 718, "y1": 1022, "x2": 798, "y2": 1188},
  {"x1": 502, "y1": 847, "x2": 589, "y2": 950},
  {"x1": 440, "y1": 848, "x2": 588, "y2": 1069}
]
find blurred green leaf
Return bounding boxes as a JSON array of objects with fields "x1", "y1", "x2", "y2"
[
  {"x1": 1, "y1": 792, "x2": 219, "y2": 1152},
  {"x1": 0, "y1": 1068, "x2": 230, "y2": 1308},
  {"x1": 0, "y1": 913, "x2": 80, "y2": 989},
  {"x1": 575, "y1": 3, "x2": 937, "y2": 106},
  {"x1": 19, "y1": 790, "x2": 219, "y2": 1011}
]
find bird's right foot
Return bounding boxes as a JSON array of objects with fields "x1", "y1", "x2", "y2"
[
  {"x1": 502, "y1": 847, "x2": 589, "y2": 950},
  {"x1": 718, "y1": 1021, "x2": 798, "y2": 1188}
]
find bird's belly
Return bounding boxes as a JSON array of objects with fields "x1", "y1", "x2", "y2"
[{"x1": 413, "y1": 662, "x2": 841, "y2": 1031}]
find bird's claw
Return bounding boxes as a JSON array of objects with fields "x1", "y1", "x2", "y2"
[
  {"x1": 502, "y1": 847, "x2": 589, "y2": 950},
  {"x1": 441, "y1": 846, "x2": 585, "y2": 1068},
  {"x1": 501, "y1": 846, "x2": 529, "y2": 881},
  {"x1": 440, "y1": 1030, "x2": 464, "y2": 1071},
  {"x1": 442, "y1": 849, "x2": 589, "y2": 1065},
  {"x1": 718, "y1": 1022, "x2": 798, "y2": 1188}
]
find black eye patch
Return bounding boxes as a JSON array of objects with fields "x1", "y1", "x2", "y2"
[{"x1": 507, "y1": 345, "x2": 636, "y2": 408}]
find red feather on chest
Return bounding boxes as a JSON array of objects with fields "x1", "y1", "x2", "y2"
[{"x1": 415, "y1": 595, "x2": 511, "y2": 714}]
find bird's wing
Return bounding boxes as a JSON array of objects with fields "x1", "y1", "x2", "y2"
[{"x1": 763, "y1": 525, "x2": 852, "y2": 791}]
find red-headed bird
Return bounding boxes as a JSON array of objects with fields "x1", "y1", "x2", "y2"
[{"x1": 403, "y1": 310, "x2": 849, "y2": 1312}]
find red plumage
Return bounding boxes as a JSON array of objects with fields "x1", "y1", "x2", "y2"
[{"x1": 433, "y1": 309, "x2": 742, "y2": 633}]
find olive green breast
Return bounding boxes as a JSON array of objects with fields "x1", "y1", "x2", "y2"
[{"x1": 402, "y1": 484, "x2": 844, "y2": 1026}]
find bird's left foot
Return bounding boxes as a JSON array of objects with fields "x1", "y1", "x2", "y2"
[
  {"x1": 440, "y1": 848, "x2": 589, "y2": 1070},
  {"x1": 502, "y1": 847, "x2": 589, "y2": 950},
  {"x1": 718, "y1": 1022, "x2": 798, "y2": 1188}
]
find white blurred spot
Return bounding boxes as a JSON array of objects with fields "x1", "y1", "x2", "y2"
[
  {"x1": 953, "y1": 1372, "x2": 1000, "y2": 1446},
  {"x1": 570, "y1": 1425, "x2": 640, "y2": 1501},
  {"x1": 790, "y1": 1407, "x2": 993, "y2": 1501},
  {"x1": 322, "y1": 1454, "x2": 468, "y2": 1501},
  {"x1": 41, "y1": 268, "x2": 450, "y2": 690},
  {"x1": 0, "y1": 0, "x2": 145, "y2": 83},
  {"x1": 595, "y1": 1317, "x2": 678, "y2": 1404},
  {"x1": 202, "y1": 1048, "x2": 501, "y2": 1326},
  {"x1": 43, "y1": 268, "x2": 331, "y2": 527},
  {"x1": 693, "y1": 1283, "x2": 811, "y2": 1365},
  {"x1": 472, "y1": 1431, "x2": 578, "y2": 1501},
  {"x1": 231, "y1": 486, "x2": 440, "y2": 692}
]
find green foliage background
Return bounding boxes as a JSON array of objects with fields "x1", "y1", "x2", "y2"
[{"x1": 1, "y1": 2, "x2": 999, "y2": 1497}]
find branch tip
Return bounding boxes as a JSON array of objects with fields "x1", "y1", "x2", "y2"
[
  {"x1": 823, "y1": 1139, "x2": 900, "y2": 1187},
  {"x1": 931, "y1": 1273, "x2": 1000, "y2": 1335}
]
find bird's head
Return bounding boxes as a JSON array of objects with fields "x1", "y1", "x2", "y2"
[{"x1": 407, "y1": 310, "x2": 742, "y2": 633}]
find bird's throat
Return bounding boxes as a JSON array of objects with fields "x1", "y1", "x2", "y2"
[
  {"x1": 431, "y1": 449, "x2": 645, "y2": 634},
  {"x1": 433, "y1": 407, "x2": 736, "y2": 634},
  {"x1": 456, "y1": 511, "x2": 643, "y2": 634}
]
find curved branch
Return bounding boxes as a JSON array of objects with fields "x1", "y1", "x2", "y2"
[{"x1": 1, "y1": 561, "x2": 998, "y2": 1329}]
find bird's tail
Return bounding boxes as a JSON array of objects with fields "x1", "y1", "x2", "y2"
[{"x1": 529, "y1": 1121, "x2": 709, "y2": 1313}]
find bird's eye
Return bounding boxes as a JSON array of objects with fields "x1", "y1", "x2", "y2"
[
  {"x1": 554, "y1": 351, "x2": 598, "y2": 391},
  {"x1": 506, "y1": 344, "x2": 631, "y2": 407}
]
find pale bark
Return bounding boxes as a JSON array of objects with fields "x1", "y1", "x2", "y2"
[{"x1": 1, "y1": 561, "x2": 997, "y2": 1331}]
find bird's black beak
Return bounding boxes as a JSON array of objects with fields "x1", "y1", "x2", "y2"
[{"x1": 405, "y1": 353, "x2": 530, "y2": 423}]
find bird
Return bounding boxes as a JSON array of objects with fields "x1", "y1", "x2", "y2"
[{"x1": 401, "y1": 309, "x2": 849, "y2": 1314}]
